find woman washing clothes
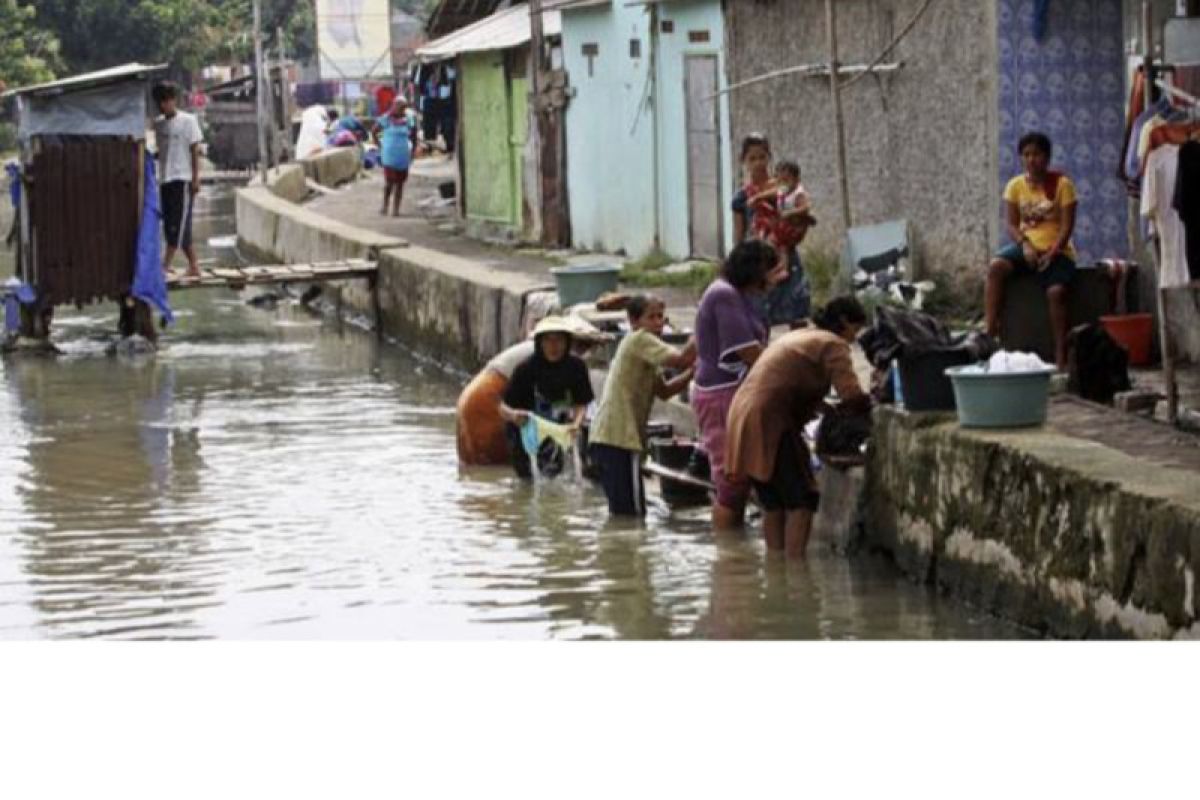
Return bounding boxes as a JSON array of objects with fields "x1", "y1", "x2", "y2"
[
  {"x1": 725, "y1": 296, "x2": 871, "y2": 559},
  {"x1": 691, "y1": 240, "x2": 777, "y2": 530},
  {"x1": 457, "y1": 317, "x2": 606, "y2": 467},
  {"x1": 499, "y1": 317, "x2": 596, "y2": 478}
]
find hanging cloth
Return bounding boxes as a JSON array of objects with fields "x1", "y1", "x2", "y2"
[
  {"x1": 1032, "y1": 0, "x2": 1051, "y2": 42},
  {"x1": 131, "y1": 152, "x2": 174, "y2": 325}
]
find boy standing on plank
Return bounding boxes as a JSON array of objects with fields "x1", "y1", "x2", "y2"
[
  {"x1": 590, "y1": 296, "x2": 696, "y2": 516},
  {"x1": 152, "y1": 81, "x2": 203, "y2": 277}
]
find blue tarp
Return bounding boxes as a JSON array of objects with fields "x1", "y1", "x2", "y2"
[
  {"x1": 131, "y1": 153, "x2": 173, "y2": 325},
  {"x1": 3, "y1": 280, "x2": 36, "y2": 335},
  {"x1": 5, "y1": 162, "x2": 19, "y2": 208}
]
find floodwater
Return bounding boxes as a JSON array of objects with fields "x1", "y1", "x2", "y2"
[{"x1": 0, "y1": 188, "x2": 1025, "y2": 640}]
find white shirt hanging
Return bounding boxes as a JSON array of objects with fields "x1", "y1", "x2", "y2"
[{"x1": 1141, "y1": 144, "x2": 1190, "y2": 289}]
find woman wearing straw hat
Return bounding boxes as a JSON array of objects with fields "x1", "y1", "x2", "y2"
[{"x1": 457, "y1": 316, "x2": 606, "y2": 468}]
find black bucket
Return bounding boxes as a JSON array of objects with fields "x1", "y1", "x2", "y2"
[{"x1": 897, "y1": 350, "x2": 976, "y2": 411}]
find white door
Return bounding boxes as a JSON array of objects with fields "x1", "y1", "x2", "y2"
[{"x1": 685, "y1": 55, "x2": 723, "y2": 260}]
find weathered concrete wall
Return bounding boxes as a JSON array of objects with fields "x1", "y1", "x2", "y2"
[
  {"x1": 299, "y1": 147, "x2": 361, "y2": 189},
  {"x1": 865, "y1": 407, "x2": 1200, "y2": 639},
  {"x1": 369, "y1": 246, "x2": 548, "y2": 371},
  {"x1": 235, "y1": 185, "x2": 404, "y2": 265},
  {"x1": 724, "y1": 0, "x2": 1000, "y2": 286}
]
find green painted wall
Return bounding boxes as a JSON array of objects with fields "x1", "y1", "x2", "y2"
[{"x1": 461, "y1": 51, "x2": 524, "y2": 228}]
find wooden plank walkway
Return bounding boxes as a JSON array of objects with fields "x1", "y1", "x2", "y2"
[{"x1": 165, "y1": 260, "x2": 377, "y2": 291}]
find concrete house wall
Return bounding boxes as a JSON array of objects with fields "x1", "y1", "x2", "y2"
[
  {"x1": 559, "y1": 0, "x2": 732, "y2": 261},
  {"x1": 724, "y1": 0, "x2": 1001, "y2": 288},
  {"x1": 724, "y1": 0, "x2": 1132, "y2": 291},
  {"x1": 651, "y1": 0, "x2": 736, "y2": 260},
  {"x1": 560, "y1": 2, "x2": 659, "y2": 258}
]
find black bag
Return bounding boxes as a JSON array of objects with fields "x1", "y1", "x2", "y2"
[{"x1": 1067, "y1": 323, "x2": 1132, "y2": 404}]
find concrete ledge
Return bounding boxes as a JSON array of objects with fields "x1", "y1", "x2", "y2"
[
  {"x1": 368, "y1": 246, "x2": 552, "y2": 371},
  {"x1": 266, "y1": 164, "x2": 309, "y2": 203},
  {"x1": 865, "y1": 406, "x2": 1200, "y2": 639},
  {"x1": 300, "y1": 147, "x2": 361, "y2": 188},
  {"x1": 236, "y1": 185, "x2": 405, "y2": 265}
]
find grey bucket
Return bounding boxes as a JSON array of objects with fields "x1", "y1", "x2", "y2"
[
  {"x1": 551, "y1": 264, "x2": 622, "y2": 308},
  {"x1": 944, "y1": 365, "x2": 1056, "y2": 428}
]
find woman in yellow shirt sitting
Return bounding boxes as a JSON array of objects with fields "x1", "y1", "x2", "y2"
[{"x1": 985, "y1": 131, "x2": 1078, "y2": 370}]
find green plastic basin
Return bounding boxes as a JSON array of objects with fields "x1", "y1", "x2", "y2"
[
  {"x1": 944, "y1": 365, "x2": 1056, "y2": 428},
  {"x1": 551, "y1": 264, "x2": 622, "y2": 308}
]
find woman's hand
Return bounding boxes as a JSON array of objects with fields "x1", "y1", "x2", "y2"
[
  {"x1": 1021, "y1": 240, "x2": 1040, "y2": 266},
  {"x1": 766, "y1": 258, "x2": 790, "y2": 288},
  {"x1": 1038, "y1": 245, "x2": 1061, "y2": 270}
]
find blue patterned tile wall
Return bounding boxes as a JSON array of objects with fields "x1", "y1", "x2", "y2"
[{"x1": 997, "y1": 0, "x2": 1129, "y2": 264}]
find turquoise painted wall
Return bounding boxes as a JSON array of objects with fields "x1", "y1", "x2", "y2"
[
  {"x1": 652, "y1": 0, "x2": 733, "y2": 260},
  {"x1": 561, "y1": 4, "x2": 658, "y2": 258}
]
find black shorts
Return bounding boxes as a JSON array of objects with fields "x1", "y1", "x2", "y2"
[
  {"x1": 590, "y1": 443, "x2": 645, "y2": 516},
  {"x1": 161, "y1": 180, "x2": 194, "y2": 250},
  {"x1": 995, "y1": 243, "x2": 1076, "y2": 289},
  {"x1": 752, "y1": 433, "x2": 820, "y2": 513}
]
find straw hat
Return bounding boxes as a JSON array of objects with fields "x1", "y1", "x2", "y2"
[{"x1": 532, "y1": 316, "x2": 575, "y2": 339}]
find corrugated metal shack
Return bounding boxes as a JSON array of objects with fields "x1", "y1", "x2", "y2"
[{"x1": 4, "y1": 63, "x2": 165, "y2": 333}]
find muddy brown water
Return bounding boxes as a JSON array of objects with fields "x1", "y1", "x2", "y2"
[{"x1": 0, "y1": 187, "x2": 1027, "y2": 639}]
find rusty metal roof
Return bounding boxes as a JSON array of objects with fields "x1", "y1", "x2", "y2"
[
  {"x1": 2, "y1": 63, "x2": 167, "y2": 99},
  {"x1": 417, "y1": 3, "x2": 561, "y2": 62}
]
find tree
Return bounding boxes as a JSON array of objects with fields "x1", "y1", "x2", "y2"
[
  {"x1": 34, "y1": 0, "x2": 229, "y2": 76},
  {"x1": 0, "y1": 0, "x2": 61, "y2": 89},
  {"x1": 210, "y1": 0, "x2": 317, "y2": 65}
]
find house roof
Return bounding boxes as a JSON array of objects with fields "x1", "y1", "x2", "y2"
[
  {"x1": 2, "y1": 62, "x2": 167, "y2": 100},
  {"x1": 416, "y1": 3, "x2": 561, "y2": 62},
  {"x1": 425, "y1": 0, "x2": 508, "y2": 39},
  {"x1": 543, "y1": 0, "x2": 610, "y2": 9}
]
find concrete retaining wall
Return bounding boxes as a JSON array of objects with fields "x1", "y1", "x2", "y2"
[
  {"x1": 300, "y1": 147, "x2": 361, "y2": 189},
  {"x1": 865, "y1": 407, "x2": 1200, "y2": 639},
  {"x1": 266, "y1": 164, "x2": 309, "y2": 203},
  {"x1": 236, "y1": 185, "x2": 404, "y2": 265},
  {"x1": 371, "y1": 247, "x2": 549, "y2": 371}
]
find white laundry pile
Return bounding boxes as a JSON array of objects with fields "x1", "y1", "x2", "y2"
[{"x1": 960, "y1": 350, "x2": 1054, "y2": 374}]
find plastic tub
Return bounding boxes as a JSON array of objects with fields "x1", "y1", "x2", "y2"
[
  {"x1": 551, "y1": 264, "x2": 622, "y2": 308},
  {"x1": 897, "y1": 350, "x2": 976, "y2": 411},
  {"x1": 944, "y1": 365, "x2": 1057, "y2": 428},
  {"x1": 1100, "y1": 313, "x2": 1153, "y2": 367}
]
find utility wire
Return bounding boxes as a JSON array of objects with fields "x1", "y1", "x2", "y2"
[{"x1": 838, "y1": 0, "x2": 939, "y2": 90}]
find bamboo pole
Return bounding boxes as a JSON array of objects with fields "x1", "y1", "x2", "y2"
[
  {"x1": 825, "y1": 0, "x2": 853, "y2": 234},
  {"x1": 254, "y1": 0, "x2": 269, "y2": 184}
]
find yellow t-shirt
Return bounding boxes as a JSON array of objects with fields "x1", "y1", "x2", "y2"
[
  {"x1": 590, "y1": 329, "x2": 678, "y2": 453},
  {"x1": 1003, "y1": 174, "x2": 1078, "y2": 258}
]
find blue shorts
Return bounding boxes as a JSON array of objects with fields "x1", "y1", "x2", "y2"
[{"x1": 995, "y1": 243, "x2": 1076, "y2": 289}]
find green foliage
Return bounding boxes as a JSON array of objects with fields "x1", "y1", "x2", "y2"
[
  {"x1": 800, "y1": 247, "x2": 841, "y2": 306},
  {"x1": 30, "y1": 0, "x2": 317, "y2": 78},
  {"x1": 0, "y1": 122, "x2": 17, "y2": 154},
  {"x1": 621, "y1": 251, "x2": 716, "y2": 293},
  {"x1": 0, "y1": 0, "x2": 61, "y2": 89}
]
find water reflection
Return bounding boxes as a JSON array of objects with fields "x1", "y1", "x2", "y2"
[{"x1": 0, "y1": 189, "x2": 1027, "y2": 639}]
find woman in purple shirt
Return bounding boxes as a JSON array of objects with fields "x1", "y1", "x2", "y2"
[{"x1": 691, "y1": 240, "x2": 775, "y2": 529}]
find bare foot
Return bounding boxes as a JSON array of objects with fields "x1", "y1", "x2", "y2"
[
  {"x1": 186, "y1": 268, "x2": 201, "y2": 278},
  {"x1": 392, "y1": 211, "x2": 401, "y2": 217}
]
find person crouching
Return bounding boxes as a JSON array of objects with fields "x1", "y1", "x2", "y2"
[
  {"x1": 725, "y1": 296, "x2": 872, "y2": 559},
  {"x1": 589, "y1": 296, "x2": 696, "y2": 516},
  {"x1": 499, "y1": 317, "x2": 596, "y2": 478}
]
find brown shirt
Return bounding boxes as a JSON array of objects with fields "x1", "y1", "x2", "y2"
[{"x1": 725, "y1": 329, "x2": 866, "y2": 483}]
